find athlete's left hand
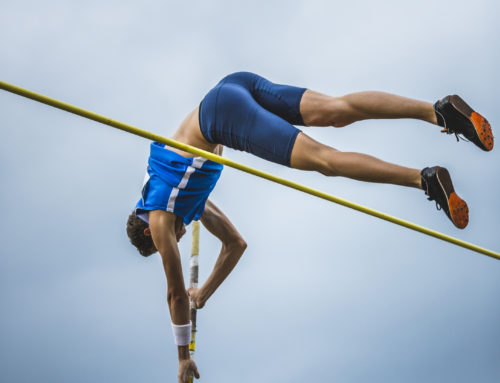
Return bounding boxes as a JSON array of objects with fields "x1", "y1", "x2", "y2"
[
  {"x1": 178, "y1": 358, "x2": 200, "y2": 382},
  {"x1": 187, "y1": 288, "x2": 205, "y2": 309}
]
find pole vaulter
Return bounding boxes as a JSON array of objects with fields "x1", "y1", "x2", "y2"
[{"x1": 1, "y1": 73, "x2": 498, "y2": 382}]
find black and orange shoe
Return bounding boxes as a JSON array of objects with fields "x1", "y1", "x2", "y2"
[
  {"x1": 421, "y1": 166, "x2": 469, "y2": 229},
  {"x1": 434, "y1": 95, "x2": 493, "y2": 151}
]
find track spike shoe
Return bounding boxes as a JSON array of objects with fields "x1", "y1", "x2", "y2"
[
  {"x1": 421, "y1": 166, "x2": 469, "y2": 229},
  {"x1": 434, "y1": 95, "x2": 493, "y2": 151}
]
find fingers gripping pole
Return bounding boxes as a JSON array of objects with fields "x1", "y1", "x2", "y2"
[
  {"x1": 188, "y1": 221, "x2": 200, "y2": 383},
  {"x1": 0, "y1": 80, "x2": 499, "y2": 261}
]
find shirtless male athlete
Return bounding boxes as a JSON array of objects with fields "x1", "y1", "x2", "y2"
[{"x1": 126, "y1": 72, "x2": 493, "y2": 382}]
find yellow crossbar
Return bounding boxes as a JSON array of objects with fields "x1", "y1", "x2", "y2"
[{"x1": 1, "y1": 80, "x2": 498, "y2": 261}]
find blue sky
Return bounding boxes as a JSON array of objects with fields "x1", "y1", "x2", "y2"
[{"x1": 1, "y1": 1, "x2": 499, "y2": 382}]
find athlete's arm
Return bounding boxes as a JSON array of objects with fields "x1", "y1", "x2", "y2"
[
  {"x1": 148, "y1": 210, "x2": 199, "y2": 383},
  {"x1": 190, "y1": 200, "x2": 247, "y2": 308}
]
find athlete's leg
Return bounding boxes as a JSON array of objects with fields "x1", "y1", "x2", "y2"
[
  {"x1": 300, "y1": 90, "x2": 438, "y2": 127},
  {"x1": 290, "y1": 134, "x2": 468, "y2": 228},
  {"x1": 290, "y1": 132, "x2": 422, "y2": 189},
  {"x1": 198, "y1": 72, "x2": 468, "y2": 227}
]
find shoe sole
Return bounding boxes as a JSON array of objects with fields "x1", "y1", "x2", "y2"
[
  {"x1": 448, "y1": 95, "x2": 494, "y2": 151},
  {"x1": 435, "y1": 167, "x2": 469, "y2": 229}
]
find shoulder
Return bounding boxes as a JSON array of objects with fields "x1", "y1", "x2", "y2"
[{"x1": 149, "y1": 210, "x2": 177, "y2": 228}]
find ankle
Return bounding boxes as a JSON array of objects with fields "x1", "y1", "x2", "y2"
[
  {"x1": 413, "y1": 170, "x2": 424, "y2": 190},
  {"x1": 426, "y1": 103, "x2": 438, "y2": 125}
]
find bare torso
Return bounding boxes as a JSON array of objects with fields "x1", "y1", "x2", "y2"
[{"x1": 167, "y1": 106, "x2": 222, "y2": 158}]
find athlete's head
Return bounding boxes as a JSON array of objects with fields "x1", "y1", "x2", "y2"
[{"x1": 126, "y1": 211, "x2": 186, "y2": 257}]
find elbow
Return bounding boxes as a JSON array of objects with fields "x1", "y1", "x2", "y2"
[
  {"x1": 238, "y1": 238, "x2": 247, "y2": 252},
  {"x1": 167, "y1": 288, "x2": 189, "y2": 308},
  {"x1": 229, "y1": 236, "x2": 247, "y2": 254}
]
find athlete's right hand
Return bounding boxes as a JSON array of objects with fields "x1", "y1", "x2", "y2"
[
  {"x1": 178, "y1": 358, "x2": 200, "y2": 382},
  {"x1": 187, "y1": 287, "x2": 205, "y2": 309}
]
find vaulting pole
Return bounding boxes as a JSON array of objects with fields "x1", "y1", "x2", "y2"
[
  {"x1": 0, "y1": 80, "x2": 499, "y2": 261},
  {"x1": 188, "y1": 221, "x2": 200, "y2": 383}
]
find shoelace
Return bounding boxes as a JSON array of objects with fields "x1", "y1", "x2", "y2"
[
  {"x1": 423, "y1": 181, "x2": 442, "y2": 211},
  {"x1": 441, "y1": 127, "x2": 470, "y2": 143}
]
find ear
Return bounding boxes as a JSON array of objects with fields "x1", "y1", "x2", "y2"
[{"x1": 143, "y1": 227, "x2": 151, "y2": 236}]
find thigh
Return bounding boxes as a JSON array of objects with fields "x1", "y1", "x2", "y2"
[
  {"x1": 245, "y1": 102, "x2": 302, "y2": 166},
  {"x1": 251, "y1": 75, "x2": 308, "y2": 126}
]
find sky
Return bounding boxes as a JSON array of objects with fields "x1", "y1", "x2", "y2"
[{"x1": 1, "y1": 1, "x2": 499, "y2": 382}]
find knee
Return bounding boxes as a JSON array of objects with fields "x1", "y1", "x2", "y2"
[
  {"x1": 330, "y1": 97, "x2": 359, "y2": 127},
  {"x1": 308, "y1": 98, "x2": 356, "y2": 127},
  {"x1": 167, "y1": 288, "x2": 189, "y2": 308},
  {"x1": 291, "y1": 132, "x2": 341, "y2": 174},
  {"x1": 314, "y1": 147, "x2": 342, "y2": 176}
]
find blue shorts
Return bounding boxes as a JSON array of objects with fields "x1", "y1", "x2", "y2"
[{"x1": 199, "y1": 72, "x2": 307, "y2": 166}]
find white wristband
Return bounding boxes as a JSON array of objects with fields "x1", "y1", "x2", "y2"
[{"x1": 171, "y1": 322, "x2": 192, "y2": 346}]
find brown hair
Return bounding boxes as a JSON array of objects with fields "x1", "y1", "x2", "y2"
[{"x1": 126, "y1": 211, "x2": 157, "y2": 257}]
